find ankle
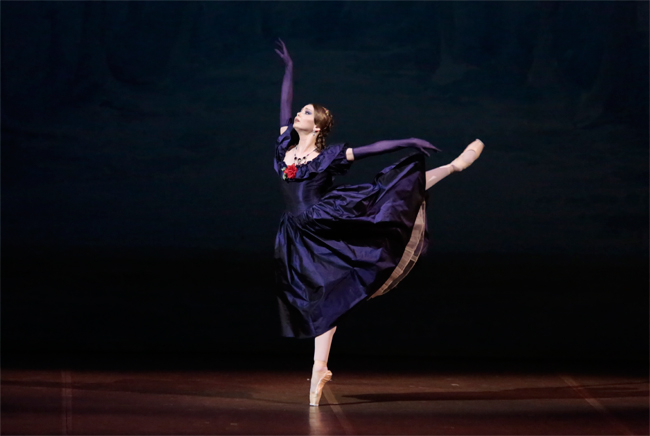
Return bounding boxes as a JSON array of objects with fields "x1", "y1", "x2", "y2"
[
  {"x1": 312, "y1": 360, "x2": 328, "y2": 372},
  {"x1": 439, "y1": 163, "x2": 458, "y2": 174}
]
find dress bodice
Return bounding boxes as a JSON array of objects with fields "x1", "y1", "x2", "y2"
[
  {"x1": 279, "y1": 171, "x2": 333, "y2": 215},
  {"x1": 274, "y1": 123, "x2": 352, "y2": 215}
]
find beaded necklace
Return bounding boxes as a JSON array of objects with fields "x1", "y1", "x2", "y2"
[
  {"x1": 293, "y1": 146, "x2": 316, "y2": 166},
  {"x1": 282, "y1": 145, "x2": 318, "y2": 180}
]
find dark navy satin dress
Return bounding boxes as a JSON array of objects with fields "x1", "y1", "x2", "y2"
[{"x1": 274, "y1": 124, "x2": 430, "y2": 338}]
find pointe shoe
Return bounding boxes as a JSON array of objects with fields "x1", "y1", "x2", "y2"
[
  {"x1": 309, "y1": 370, "x2": 332, "y2": 406},
  {"x1": 450, "y1": 139, "x2": 484, "y2": 172}
]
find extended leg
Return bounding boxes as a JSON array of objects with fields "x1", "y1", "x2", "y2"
[
  {"x1": 426, "y1": 164, "x2": 454, "y2": 189},
  {"x1": 426, "y1": 139, "x2": 484, "y2": 190}
]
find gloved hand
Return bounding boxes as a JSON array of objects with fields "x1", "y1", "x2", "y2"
[
  {"x1": 275, "y1": 38, "x2": 294, "y2": 127},
  {"x1": 351, "y1": 138, "x2": 440, "y2": 161}
]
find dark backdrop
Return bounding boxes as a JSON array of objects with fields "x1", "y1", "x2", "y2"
[{"x1": 3, "y1": 1, "x2": 648, "y2": 361}]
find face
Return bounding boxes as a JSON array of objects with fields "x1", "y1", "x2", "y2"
[{"x1": 294, "y1": 105, "x2": 320, "y2": 134}]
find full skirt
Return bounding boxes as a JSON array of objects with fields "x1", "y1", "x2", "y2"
[{"x1": 274, "y1": 153, "x2": 429, "y2": 338}]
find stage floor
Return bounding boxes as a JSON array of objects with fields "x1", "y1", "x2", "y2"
[{"x1": 2, "y1": 354, "x2": 648, "y2": 435}]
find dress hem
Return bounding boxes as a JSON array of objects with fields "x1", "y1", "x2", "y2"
[{"x1": 369, "y1": 199, "x2": 427, "y2": 299}]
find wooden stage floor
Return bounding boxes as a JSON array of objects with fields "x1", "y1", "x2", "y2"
[{"x1": 2, "y1": 354, "x2": 647, "y2": 435}]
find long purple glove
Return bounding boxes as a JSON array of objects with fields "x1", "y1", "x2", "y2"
[
  {"x1": 275, "y1": 39, "x2": 293, "y2": 127},
  {"x1": 352, "y1": 138, "x2": 440, "y2": 161}
]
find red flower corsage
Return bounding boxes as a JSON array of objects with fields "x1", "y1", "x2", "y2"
[{"x1": 283, "y1": 163, "x2": 297, "y2": 180}]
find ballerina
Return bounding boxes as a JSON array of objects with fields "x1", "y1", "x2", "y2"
[{"x1": 273, "y1": 39, "x2": 483, "y2": 406}]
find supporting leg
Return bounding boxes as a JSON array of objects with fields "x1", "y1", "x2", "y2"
[
  {"x1": 310, "y1": 326, "x2": 336, "y2": 406},
  {"x1": 312, "y1": 326, "x2": 336, "y2": 375}
]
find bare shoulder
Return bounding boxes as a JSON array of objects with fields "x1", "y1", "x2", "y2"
[{"x1": 280, "y1": 126, "x2": 288, "y2": 135}]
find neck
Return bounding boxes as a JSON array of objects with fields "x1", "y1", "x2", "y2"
[{"x1": 295, "y1": 131, "x2": 318, "y2": 153}]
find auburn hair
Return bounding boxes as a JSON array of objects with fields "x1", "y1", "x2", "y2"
[{"x1": 310, "y1": 103, "x2": 334, "y2": 152}]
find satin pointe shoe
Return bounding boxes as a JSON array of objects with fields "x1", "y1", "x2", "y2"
[
  {"x1": 309, "y1": 370, "x2": 332, "y2": 406},
  {"x1": 450, "y1": 139, "x2": 484, "y2": 172}
]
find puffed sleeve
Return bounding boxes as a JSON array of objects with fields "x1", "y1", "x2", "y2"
[
  {"x1": 324, "y1": 143, "x2": 353, "y2": 176},
  {"x1": 274, "y1": 124, "x2": 295, "y2": 173}
]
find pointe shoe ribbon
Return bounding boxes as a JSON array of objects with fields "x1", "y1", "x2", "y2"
[
  {"x1": 309, "y1": 370, "x2": 332, "y2": 406},
  {"x1": 450, "y1": 139, "x2": 484, "y2": 172}
]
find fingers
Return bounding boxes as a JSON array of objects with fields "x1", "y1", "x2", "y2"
[
  {"x1": 416, "y1": 140, "x2": 440, "y2": 156},
  {"x1": 414, "y1": 145, "x2": 431, "y2": 157},
  {"x1": 275, "y1": 39, "x2": 293, "y2": 67},
  {"x1": 407, "y1": 138, "x2": 440, "y2": 155},
  {"x1": 275, "y1": 38, "x2": 288, "y2": 54},
  {"x1": 421, "y1": 141, "x2": 440, "y2": 152},
  {"x1": 412, "y1": 138, "x2": 434, "y2": 148}
]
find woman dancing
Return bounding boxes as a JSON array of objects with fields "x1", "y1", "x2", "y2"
[{"x1": 273, "y1": 40, "x2": 484, "y2": 406}]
